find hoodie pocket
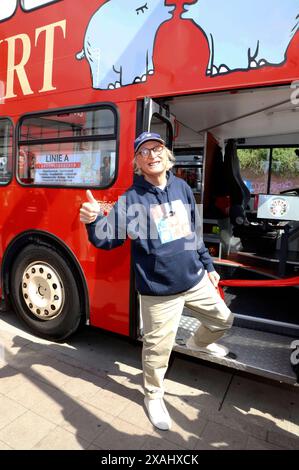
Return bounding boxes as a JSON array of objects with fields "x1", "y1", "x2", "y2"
[{"x1": 154, "y1": 250, "x2": 201, "y2": 287}]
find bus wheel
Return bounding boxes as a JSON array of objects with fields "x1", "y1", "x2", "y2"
[{"x1": 10, "y1": 244, "x2": 82, "y2": 341}]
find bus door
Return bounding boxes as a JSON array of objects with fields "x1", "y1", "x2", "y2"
[
  {"x1": 132, "y1": 97, "x2": 176, "y2": 336},
  {"x1": 139, "y1": 97, "x2": 175, "y2": 149},
  {"x1": 138, "y1": 95, "x2": 298, "y2": 385},
  {"x1": 181, "y1": 129, "x2": 298, "y2": 385}
]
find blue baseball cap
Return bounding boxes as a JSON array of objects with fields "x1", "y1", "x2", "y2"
[{"x1": 134, "y1": 132, "x2": 165, "y2": 153}]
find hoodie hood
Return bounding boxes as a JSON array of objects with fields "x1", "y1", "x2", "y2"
[
  {"x1": 133, "y1": 171, "x2": 175, "y2": 218},
  {"x1": 133, "y1": 171, "x2": 174, "y2": 192}
]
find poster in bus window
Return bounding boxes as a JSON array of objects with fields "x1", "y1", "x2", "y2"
[{"x1": 34, "y1": 151, "x2": 103, "y2": 185}]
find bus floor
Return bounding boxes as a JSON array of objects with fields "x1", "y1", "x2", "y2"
[
  {"x1": 176, "y1": 311, "x2": 298, "y2": 385},
  {"x1": 224, "y1": 249, "x2": 299, "y2": 278},
  {"x1": 213, "y1": 263, "x2": 299, "y2": 328}
]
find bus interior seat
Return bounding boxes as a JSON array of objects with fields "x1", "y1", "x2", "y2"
[
  {"x1": 207, "y1": 145, "x2": 231, "y2": 218},
  {"x1": 223, "y1": 139, "x2": 279, "y2": 253},
  {"x1": 223, "y1": 139, "x2": 251, "y2": 226},
  {"x1": 280, "y1": 188, "x2": 299, "y2": 196}
]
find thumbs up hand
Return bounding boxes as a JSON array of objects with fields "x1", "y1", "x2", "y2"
[{"x1": 80, "y1": 190, "x2": 101, "y2": 224}]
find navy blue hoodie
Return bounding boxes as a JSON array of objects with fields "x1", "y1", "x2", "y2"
[{"x1": 86, "y1": 172, "x2": 215, "y2": 296}]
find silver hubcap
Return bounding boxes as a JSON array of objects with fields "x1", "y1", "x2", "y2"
[{"x1": 21, "y1": 262, "x2": 65, "y2": 320}]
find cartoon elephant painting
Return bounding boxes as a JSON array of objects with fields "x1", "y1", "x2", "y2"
[
  {"x1": 182, "y1": 0, "x2": 299, "y2": 75},
  {"x1": 77, "y1": 0, "x2": 174, "y2": 89}
]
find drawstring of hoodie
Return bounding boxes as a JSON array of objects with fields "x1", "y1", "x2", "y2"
[
  {"x1": 154, "y1": 187, "x2": 175, "y2": 218},
  {"x1": 166, "y1": 187, "x2": 175, "y2": 217}
]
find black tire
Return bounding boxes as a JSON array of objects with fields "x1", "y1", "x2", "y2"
[{"x1": 10, "y1": 244, "x2": 82, "y2": 341}]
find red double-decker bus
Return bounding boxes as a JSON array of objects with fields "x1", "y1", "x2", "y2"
[{"x1": 0, "y1": 0, "x2": 298, "y2": 383}]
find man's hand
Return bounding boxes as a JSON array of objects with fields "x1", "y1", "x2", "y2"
[
  {"x1": 80, "y1": 190, "x2": 101, "y2": 224},
  {"x1": 208, "y1": 270, "x2": 220, "y2": 287}
]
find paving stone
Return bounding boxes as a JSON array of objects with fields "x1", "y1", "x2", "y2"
[
  {"x1": 5, "y1": 376, "x2": 76, "y2": 425},
  {"x1": 62, "y1": 400, "x2": 115, "y2": 442},
  {"x1": 267, "y1": 429, "x2": 299, "y2": 449},
  {"x1": 0, "y1": 410, "x2": 56, "y2": 450},
  {"x1": 0, "y1": 366, "x2": 29, "y2": 395},
  {"x1": 0, "y1": 440, "x2": 13, "y2": 450},
  {"x1": 92, "y1": 417, "x2": 148, "y2": 450},
  {"x1": 0, "y1": 394, "x2": 27, "y2": 431},
  {"x1": 246, "y1": 436, "x2": 285, "y2": 450},
  {"x1": 33, "y1": 426, "x2": 90, "y2": 450},
  {"x1": 194, "y1": 421, "x2": 248, "y2": 450},
  {"x1": 223, "y1": 375, "x2": 299, "y2": 436}
]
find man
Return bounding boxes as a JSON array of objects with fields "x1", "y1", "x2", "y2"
[
  {"x1": 100, "y1": 156, "x2": 112, "y2": 186},
  {"x1": 79, "y1": 132, "x2": 233, "y2": 431}
]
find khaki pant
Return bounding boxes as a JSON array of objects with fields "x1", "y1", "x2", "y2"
[{"x1": 140, "y1": 272, "x2": 234, "y2": 399}]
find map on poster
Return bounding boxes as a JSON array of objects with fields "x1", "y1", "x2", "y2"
[{"x1": 34, "y1": 151, "x2": 103, "y2": 185}]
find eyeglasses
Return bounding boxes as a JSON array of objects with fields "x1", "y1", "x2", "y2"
[{"x1": 137, "y1": 145, "x2": 164, "y2": 158}]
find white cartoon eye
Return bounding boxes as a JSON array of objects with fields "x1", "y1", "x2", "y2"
[{"x1": 136, "y1": 3, "x2": 148, "y2": 15}]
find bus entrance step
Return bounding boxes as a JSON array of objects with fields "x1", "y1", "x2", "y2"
[{"x1": 174, "y1": 317, "x2": 298, "y2": 385}]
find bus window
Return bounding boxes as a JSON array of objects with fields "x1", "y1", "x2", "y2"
[
  {"x1": 18, "y1": 107, "x2": 117, "y2": 187},
  {"x1": 270, "y1": 147, "x2": 299, "y2": 194},
  {"x1": 0, "y1": 119, "x2": 13, "y2": 185},
  {"x1": 237, "y1": 147, "x2": 299, "y2": 195},
  {"x1": 20, "y1": 108, "x2": 115, "y2": 140},
  {"x1": 21, "y1": 1, "x2": 61, "y2": 11},
  {"x1": 237, "y1": 148, "x2": 270, "y2": 194},
  {"x1": 0, "y1": 1, "x2": 61, "y2": 21}
]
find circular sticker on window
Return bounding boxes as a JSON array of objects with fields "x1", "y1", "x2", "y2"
[{"x1": 268, "y1": 197, "x2": 289, "y2": 217}]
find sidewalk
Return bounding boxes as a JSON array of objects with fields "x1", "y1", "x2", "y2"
[{"x1": 0, "y1": 310, "x2": 299, "y2": 450}]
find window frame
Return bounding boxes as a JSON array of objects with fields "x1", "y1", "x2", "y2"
[
  {"x1": 17, "y1": 103, "x2": 119, "y2": 189},
  {"x1": 0, "y1": 117, "x2": 14, "y2": 187}
]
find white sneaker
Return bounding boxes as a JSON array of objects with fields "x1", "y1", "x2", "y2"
[
  {"x1": 144, "y1": 397, "x2": 172, "y2": 431},
  {"x1": 186, "y1": 335, "x2": 229, "y2": 357}
]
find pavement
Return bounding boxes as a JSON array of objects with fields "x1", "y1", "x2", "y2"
[{"x1": 0, "y1": 310, "x2": 299, "y2": 451}]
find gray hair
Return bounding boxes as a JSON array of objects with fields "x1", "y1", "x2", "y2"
[{"x1": 133, "y1": 146, "x2": 176, "y2": 175}]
